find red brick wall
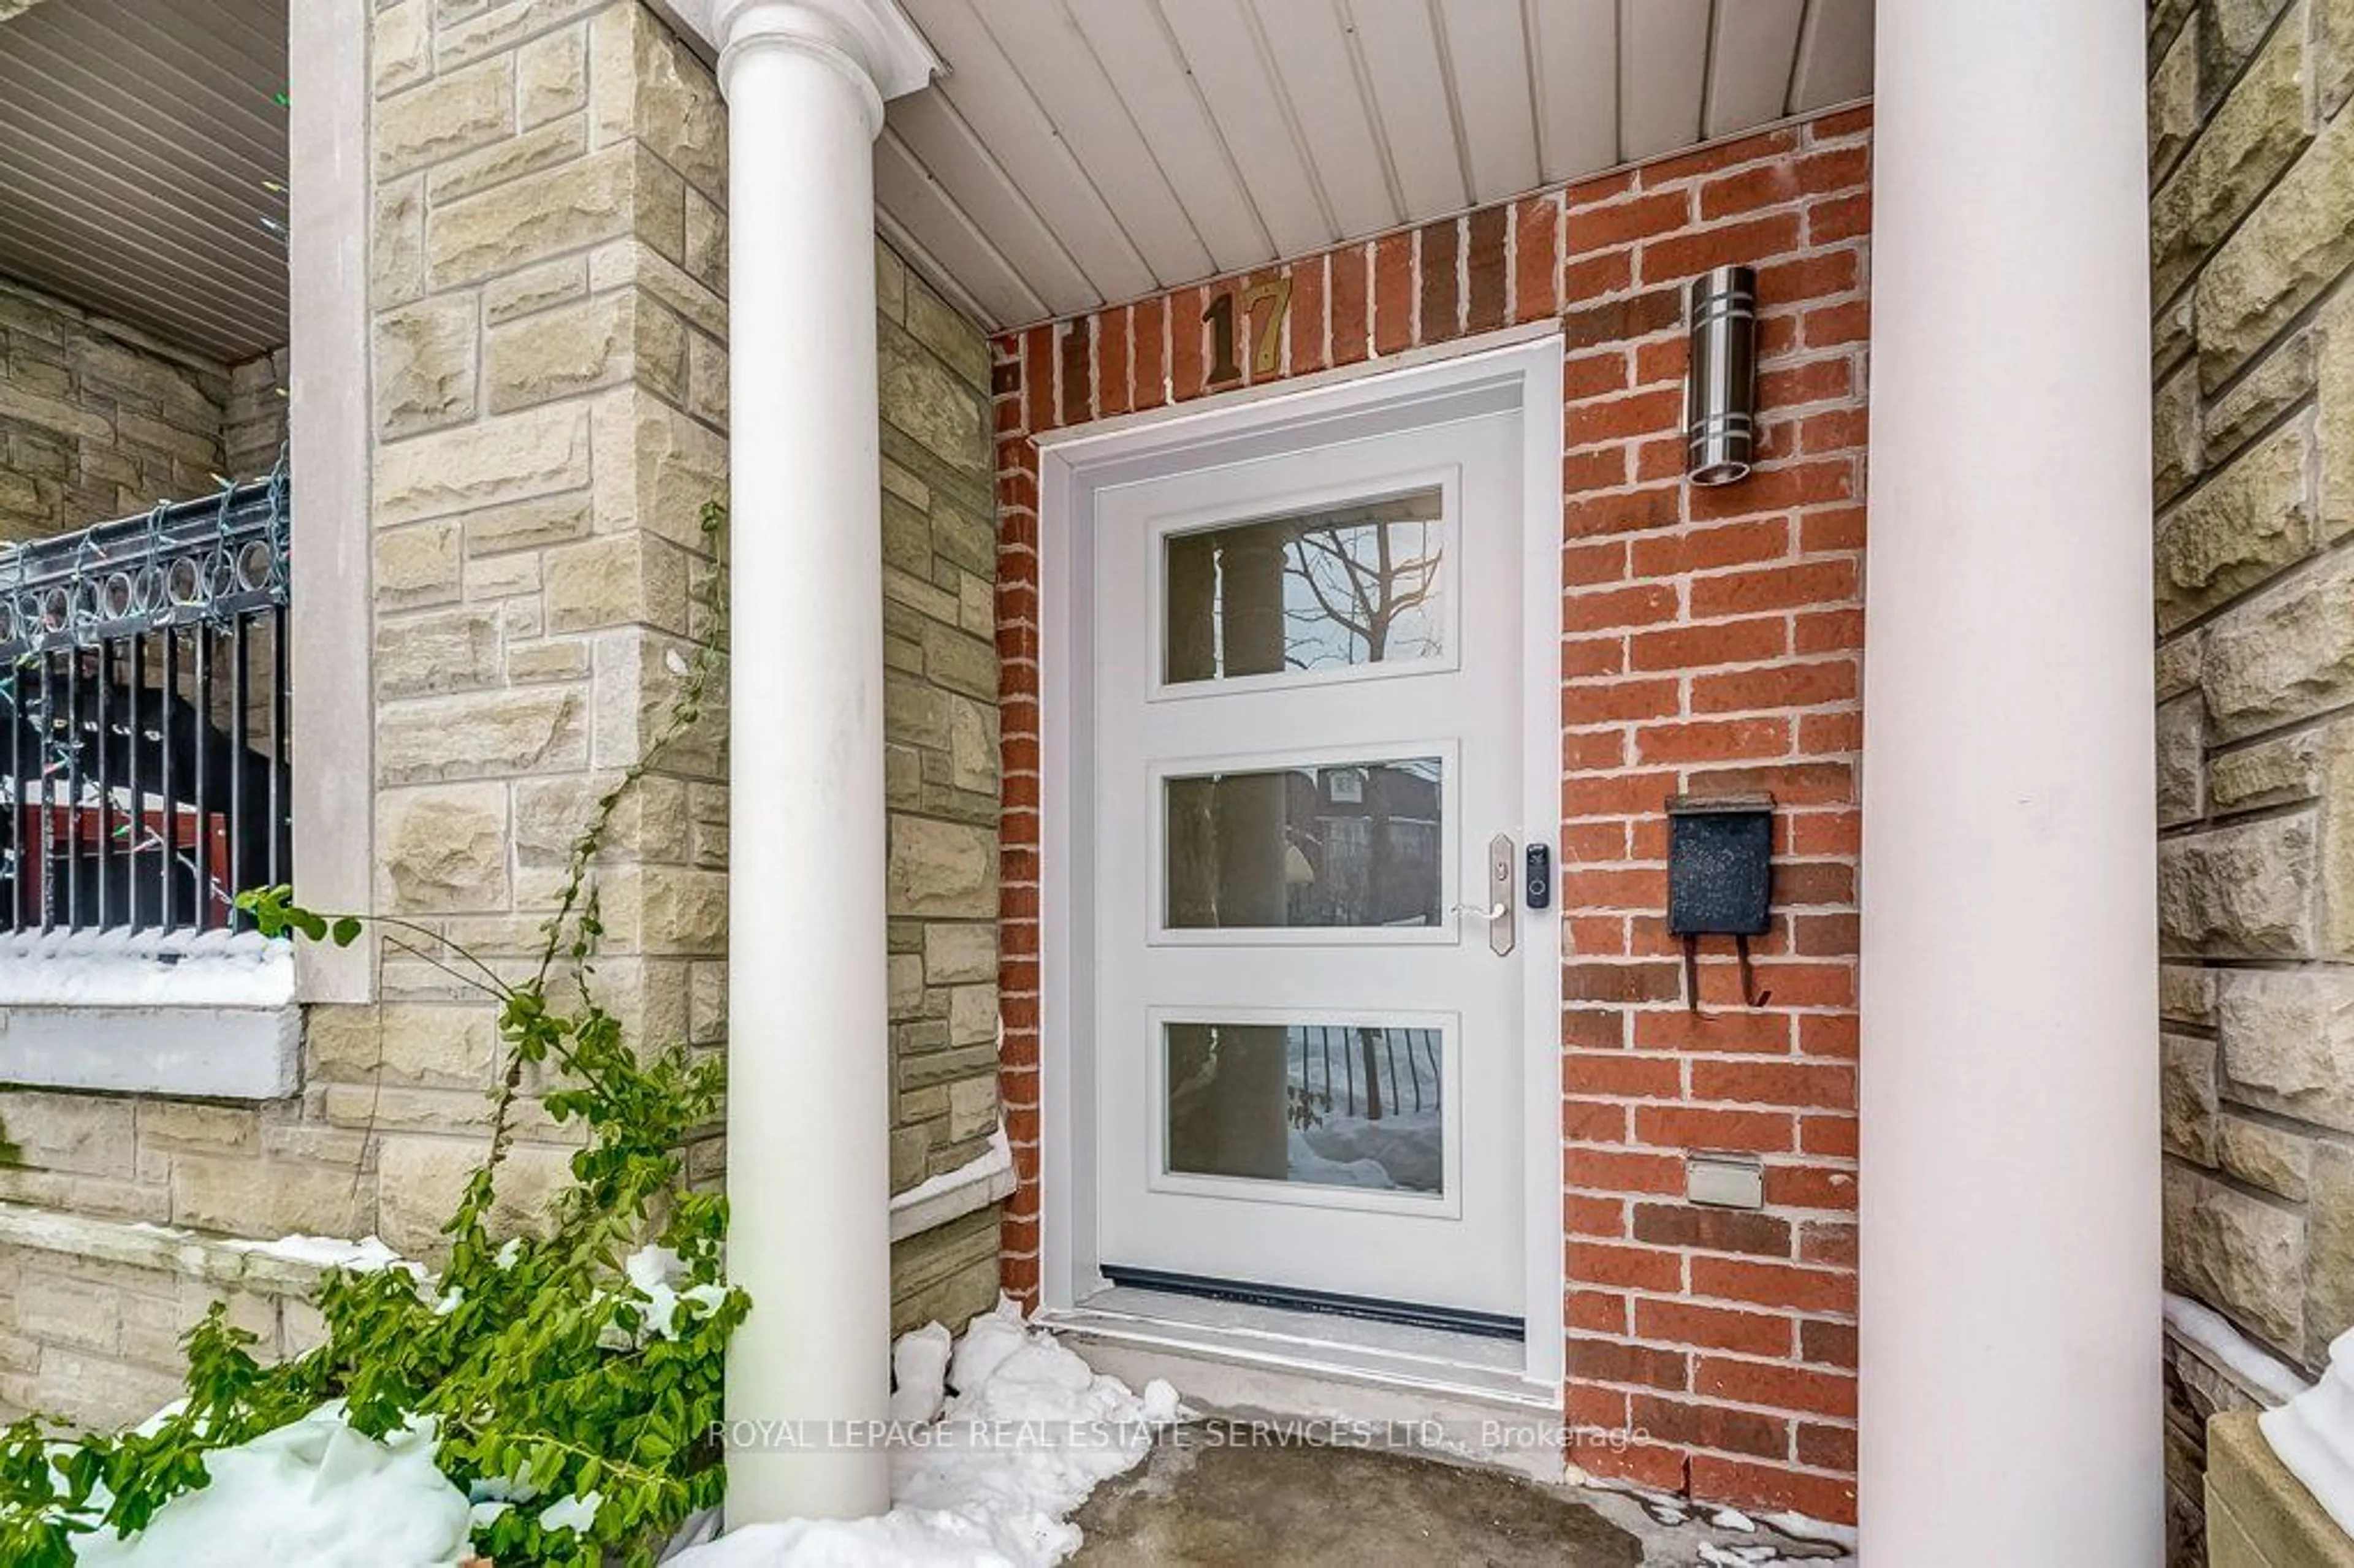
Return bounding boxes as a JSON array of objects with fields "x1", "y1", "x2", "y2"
[{"x1": 992, "y1": 107, "x2": 1871, "y2": 1524}]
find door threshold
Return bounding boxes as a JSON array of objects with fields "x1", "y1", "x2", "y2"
[{"x1": 1042, "y1": 1286, "x2": 1565, "y2": 1483}]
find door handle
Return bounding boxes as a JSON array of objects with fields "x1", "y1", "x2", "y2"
[{"x1": 1463, "y1": 832, "x2": 1515, "y2": 957}]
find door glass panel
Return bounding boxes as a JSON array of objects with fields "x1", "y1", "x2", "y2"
[
  {"x1": 1162, "y1": 487, "x2": 1445, "y2": 685},
  {"x1": 1164, "y1": 1022, "x2": 1445, "y2": 1195},
  {"x1": 1164, "y1": 756, "x2": 1442, "y2": 929}
]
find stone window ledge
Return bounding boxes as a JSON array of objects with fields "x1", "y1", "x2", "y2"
[
  {"x1": 0, "y1": 931, "x2": 299, "y2": 1099},
  {"x1": 889, "y1": 1128, "x2": 1016, "y2": 1243}
]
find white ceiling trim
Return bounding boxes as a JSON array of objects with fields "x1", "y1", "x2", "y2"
[{"x1": 880, "y1": 0, "x2": 1873, "y2": 334}]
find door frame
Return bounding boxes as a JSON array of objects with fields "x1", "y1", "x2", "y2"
[{"x1": 1035, "y1": 326, "x2": 1566, "y2": 1391}]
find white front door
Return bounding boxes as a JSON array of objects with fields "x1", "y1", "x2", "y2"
[{"x1": 1091, "y1": 403, "x2": 1530, "y2": 1328}]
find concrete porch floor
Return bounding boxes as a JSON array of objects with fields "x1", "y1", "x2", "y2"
[{"x1": 1070, "y1": 1438, "x2": 1854, "y2": 1567}]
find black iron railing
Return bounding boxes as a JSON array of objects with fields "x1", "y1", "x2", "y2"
[{"x1": 0, "y1": 473, "x2": 291, "y2": 936}]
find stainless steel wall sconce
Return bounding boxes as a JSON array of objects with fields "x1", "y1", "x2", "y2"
[{"x1": 1685, "y1": 264, "x2": 1758, "y2": 486}]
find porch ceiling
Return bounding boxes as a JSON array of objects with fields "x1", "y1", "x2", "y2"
[
  {"x1": 0, "y1": 0, "x2": 289, "y2": 363},
  {"x1": 874, "y1": 0, "x2": 1873, "y2": 332}
]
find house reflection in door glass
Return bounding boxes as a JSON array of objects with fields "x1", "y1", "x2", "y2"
[
  {"x1": 1164, "y1": 1022, "x2": 1444, "y2": 1195},
  {"x1": 1164, "y1": 756, "x2": 1442, "y2": 929},
  {"x1": 1162, "y1": 487, "x2": 1445, "y2": 684}
]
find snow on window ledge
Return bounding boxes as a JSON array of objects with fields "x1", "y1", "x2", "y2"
[
  {"x1": 0, "y1": 929, "x2": 295, "y2": 1008},
  {"x1": 0, "y1": 931, "x2": 299, "y2": 1099}
]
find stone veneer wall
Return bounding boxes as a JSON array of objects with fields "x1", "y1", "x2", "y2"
[
  {"x1": 0, "y1": 0, "x2": 1000, "y2": 1426},
  {"x1": 2149, "y1": 0, "x2": 2354, "y2": 1558},
  {"x1": 0, "y1": 279, "x2": 246, "y2": 541}
]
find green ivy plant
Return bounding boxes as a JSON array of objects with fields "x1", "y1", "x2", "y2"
[{"x1": 0, "y1": 502, "x2": 741, "y2": 1568}]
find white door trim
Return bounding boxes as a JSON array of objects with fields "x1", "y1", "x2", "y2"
[{"x1": 1037, "y1": 329, "x2": 1565, "y2": 1391}]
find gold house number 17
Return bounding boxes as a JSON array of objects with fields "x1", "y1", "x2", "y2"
[{"x1": 1204, "y1": 277, "x2": 1293, "y2": 382}]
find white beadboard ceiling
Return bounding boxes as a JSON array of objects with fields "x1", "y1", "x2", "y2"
[
  {"x1": 0, "y1": 0, "x2": 289, "y2": 363},
  {"x1": 878, "y1": 0, "x2": 1874, "y2": 333}
]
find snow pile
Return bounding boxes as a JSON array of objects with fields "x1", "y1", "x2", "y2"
[
  {"x1": 70, "y1": 1404, "x2": 473, "y2": 1567},
  {"x1": 2166, "y1": 1290, "x2": 2309, "y2": 1404},
  {"x1": 2261, "y1": 1323, "x2": 2354, "y2": 1539},
  {"x1": 226, "y1": 1233, "x2": 409, "y2": 1274},
  {"x1": 674, "y1": 1300, "x2": 1181, "y2": 1568}
]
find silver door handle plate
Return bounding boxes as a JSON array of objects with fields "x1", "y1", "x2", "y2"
[{"x1": 1484, "y1": 832, "x2": 1515, "y2": 957}]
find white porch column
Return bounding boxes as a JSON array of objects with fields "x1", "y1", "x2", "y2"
[
  {"x1": 710, "y1": 0, "x2": 936, "y2": 1526},
  {"x1": 1859, "y1": 3, "x2": 2159, "y2": 1564}
]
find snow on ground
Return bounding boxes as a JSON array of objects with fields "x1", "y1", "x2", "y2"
[
  {"x1": 1296, "y1": 1110, "x2": 1443, "y2": 1192},
  {"x1": 674, "y1": 1300, "x2": 1181, "y2": 1568},
  {"x1": 2262, "y1": 1322, "x2": 2354, "y2": 1539},
  {"x1": 70, "y1": 1404, "x2": 473, "y2": 1567}
]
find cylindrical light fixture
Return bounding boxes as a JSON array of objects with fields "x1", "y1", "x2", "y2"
[{"x1": 1685, "y1": 264, "x2": 1758, "y2": 486}]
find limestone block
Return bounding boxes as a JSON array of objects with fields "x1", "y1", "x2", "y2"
[
  {"x1": 2151, "y1": 12, "x2": 2310, "y2": 303},
  {"x1": 888, "y1": 816, "x2": 996, "y2": 920},
  {"x1": 891, "y1": 1125, "x2": 931, "y2": 1192},
  {"x1": 376, "y1": 686, "x2": 588, "y2": 785},
  {"x1": 2305, "y1": 1143, "x2": 2354, "y2": 1360},
  {"x1": 637, "y1": 865, "x2": 728, "y2": 956},
  {"x1": 424, "y1": 143, "x2": 642, "y2": 291},
  {"x1": 948, "y1": 984, "x2": 997, "y2": 1047},
  {"x1": 2199, "y1": 0, "x2": 2298, "y2": 97},
  {"x1": 373, "y1": 520, "x2": 467, "y2": 615},
  {"x1": 924, "y1": 923, "x2": 997, "y2": 986},
  {"x1": 375, "y1": 1136, "x2": 568, "y2": 1258},
  {"x1": 2164, "y1": 1163, "x2": 2304, "y2": 1349},
  {"x1": 593, "y1": 2, "x2": 725, "y2": 201},
  {"x1": 2162, "y1": 1033, "x2": 2222, "y2": 1163},
  {"x1": 486, "y1": 289, "x2": 685, "y2": 414},
  {"x1": 2321, "y1": 725, "x2": 2354, "y2": 954},
  {"x1": 485, "y1": 256, "x2": 591, "y2": 327},
  {"x1": 2212, "y1": 729, "x2": 2323, "y2": 812},
  {"x1": 381, "y1": 782, "x2": 511, "y2": 912},
  {"x1": 2322, "y1": 291, "x2": 2354, "y2": 541},
  {"x1": 2219, "y1": 968, "x2": 2354, "y2": 1132},
  {"x1": 2203, "y1": 557, "x2": 2354, "y2": 740},
  {"x1": 433, "y1": 0, "x2": 609, "y2": 75},
  {"x1": 2150, "y1": 14, "x2": 2201, "y2": 180},
  {"x1": 16, "y1": 1270, "x2": 119, "y2": 1353},
  {"x1": 135, "y1": 1101, "x2": 260, "y2": 1152},
  {"x1": 519, "y1": 24, "x2": 588, "y2": 128},
  {"x1": 906, "y1": 277, "x2": 990, "y2": 392},
  {"x1": 373, "y1": 177, "x2": 426, "y2": 309},
  {"x1": 2154, "y1": 414, "x2": 2313, "y2": 633},
  {"x1": 427, "y1": 116, "x2": 590, "y2": 207},
  {"x1": 2206, "y1": 1409, "x2": 2354, "y2": 1568},
  {"x1": 376, "y1": 53, "x2": 514, "y2": 179},
  {"x1": 2322, "y1": 0, "x2": 2354, "y2": 116},
  {"x1": 2158, "y1": 631, "x2": 2206, "y2": 701},
  {"x1": 2199, "y1": 109, "x2": 2354, "y2": 389},
  {"x1": 2157, "y1": 693, "x2": 2207, "y2": 826},
  {"x1": 31, "y1": 1349, "x2": 181, "y2": 1433},
  {"x1": 373, "y1": 0, "x2": 432, "y2": 97},
  {"x1": 2157, "y1": 814, "x2": 2317, "y2": 956},
  {"x1": 2219, "y1": 1113, "x2": 2315, "y2": 1201},
  {"x1": 2163, "y1": 963, "x2": 2219, "y2": 1026},
  {"x1": 921, "y1": 621, "x2": 998, "y2": 704},
  {"x1": 170, "y1": 1155, "x2": 368, "y2": 1240},
  {"x1": 889, "y1": 954, "x2": 926, "y2": 1019},
  {"x1": 2209, "y1": 330, "x2": 2317, "y2": 463},
  {"x1": 948, "y1": 1076, "x2": 997, "y2": 1142},
  {"x1": 0, "y1": 1092, "x2": 135, "y2": 1179},
  {"x1": 375, "y1": 607, "x2": 501, "y2": 698},
  {"x1": 376, "y1": 403, "x2": 590, "y2": 527},
  {"x1": 880, "y1": 320, "x2": 988, "y2": 476},
  {"x1": 463, "y1": 492, "x2": 593, "y2": 555},
  {"x1": 544, "y1": 530, "x2": 690, "y2": 634},
  {"x1": 590, "y1": 391, "x2": 726, "y2": 550}
]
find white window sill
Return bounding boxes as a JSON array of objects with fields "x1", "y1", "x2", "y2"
[{"x1": 0, "y1": 932, "x2": 299, "y2": 1099}]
